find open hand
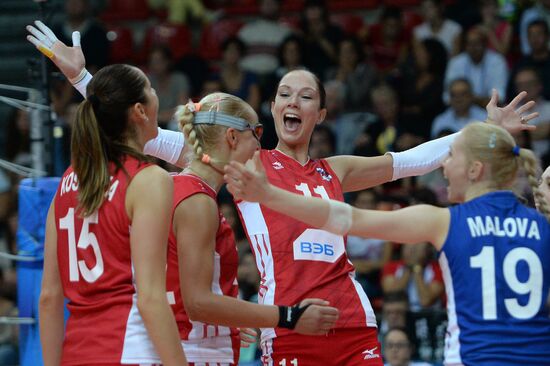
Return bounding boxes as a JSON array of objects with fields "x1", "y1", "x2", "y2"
[
  {"x1": 224, "y1": 151, "x2": 270, "y2": 202},
  {"x1": 26, "y1": 20, "x2": 86, "y2": 80},
  {"x1": 486, "y1": 89, "x2": 538, "y2": 134}
]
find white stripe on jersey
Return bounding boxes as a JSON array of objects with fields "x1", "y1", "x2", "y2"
[
  {"x1": 121, "y1": 263, "x2": 161, "y2": 364},
  {"x1": 260, "y1": 339, "x2": 274, "y2": 366},
  {"x1": 186, "y1": 252, "x2": 234, "y2": 362},
  {"x1": 121, "y1": 292, "x2": 162, "y2": 364},
  {"x1": 439, "y1": 252, "x2": 463, "y2": 366},
  {"x1": 237, "y1": 201, "x2": 277, "y2": 342},
  {"x1": 348, "y1": 272, "x2": 378, "y2": 327},
  {"x1": 181, "y1": 337, "x2": 234, "y2": 364}
]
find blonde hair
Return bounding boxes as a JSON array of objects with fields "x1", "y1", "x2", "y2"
[
  {"x1": 461, "y1": 122, "x2": 550, "y2": 221},
  {"x1": 175, "y1": 92, "x2": 256, "y2": 164}
]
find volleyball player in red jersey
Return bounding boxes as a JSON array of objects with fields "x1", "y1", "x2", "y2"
[
  {"x1": 39, "y1": 65, "x2": 187, "y2": 365},
  {"x1": 165, "y1": 92, "x2": 338, "y2": 365},
  {"x1": 28, "y1": 21, "x2": 537, "y2": 366}
]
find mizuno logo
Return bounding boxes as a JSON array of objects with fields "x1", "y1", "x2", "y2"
[
  {"x1": 272, "y1": 161, "x2": 283, "y2": 170},
  {"x1": 362, "y1": 347, "x2": 380, "y2": 360}
]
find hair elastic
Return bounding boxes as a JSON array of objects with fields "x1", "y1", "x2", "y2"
[
  {"x1": 512, "y1": 145, "x2": 521, "y2": 156},
  {"x1": 186, "y1": 100, "x2": 201, "y2": 113}
]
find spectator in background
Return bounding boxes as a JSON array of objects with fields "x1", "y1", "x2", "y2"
[
  {"x1": 147, "y1": 45, "x2": 190, "y2": 129},
  {"x1": 512, "y1": 67, "x2": 550, "y2": 160},
  {"x1": 323, "y1": 80, "x2": 376, "y2": 155},
  {"x1": 237, "y1": 0, "x2": 292, "y2": 76},
  {"x1": 365, "y1": 6, "x2": 410, "y2": 75},
  {"x1": 431, "y1": 79, "x2": 486, "y2": 138},
  {"x1": 354, "y1": 84, "x2": 401, "y2": 156},
  {"x1": 52, "y1": 0, "x2": 108, "y2": 73},
  {"x1": 51, "y1": 0, "x2": 109, "y2": 121},
  {"x1": 346, "y1": 189, "x2": 392, "y2": 300},
  {"x1": 325, "y1": 36, "x2": 376, "y2": 113},
  {"x1": 215, "y1": 37, "x2": 261, "y2": 112},
  {"x1": 379, "y1": 292, "x2": 412, "y2": 338},
  {"x1": 300, "y1": 0, "x2": 343, "y2": 79},
  {"x1": 275, "y1": 34, "x2": 306, "y2": 80},
  {"x1": 477, "y1": 0, "x2": 513, "y2": 56},
  {"x1": 444, "y1": 27, "x2": 508, "y2": 106},
  {"x1": 383, "y1": 328, "x2": 433, "y2": 366},
  {"x1": 413, "y1": 0, "x2": 462, "y2": 56},
  {"x1": 396, "y1": 38, "x2": 448, "y2": 143},
  {"x1": 519, "y1": 0, "x2": 550, "y2": 55},
  {"x1": 381, "y1": 242, "x2": 445, "y2": 313},
  {"x1": 5, "y1": 109, "x2": 30, "y2": 168},
  {"x1": 147, "y1": 0, "x2": 209, "y2": 25},
  {"x1": 507, "y1": 20, "x2": 550, "y2": 101},
  {"x1": 308, "y1": 124, "x2": 336, "y2": 159}
]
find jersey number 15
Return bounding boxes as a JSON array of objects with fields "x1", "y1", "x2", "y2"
[{"x1": 59, "y1": 208, "x2": 104, "y2": 283}]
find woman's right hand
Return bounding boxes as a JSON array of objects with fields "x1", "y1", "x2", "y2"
[
  {"x1": 293, "y1": 299, "x2": 339, "y2": 335},
  {"x1": 26, "y1": 20, "x2": 86, "y2": 80}
]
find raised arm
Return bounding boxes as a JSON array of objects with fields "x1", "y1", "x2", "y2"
[
  {"x1": 225, "y1": 152, "x2": 450, "y2": 249},
  {"x1": 174, "y1": 193, "x2": 339, "y2": 334},
  {"x1": 326, "y1": 89, "x2": 538, "y2": 193},
  {"x1": 26, "y1": 21, "x2": 189, "y2": 167},
  {"x1": 26, "y1": 21, "x2": 88, "y2": 97}
]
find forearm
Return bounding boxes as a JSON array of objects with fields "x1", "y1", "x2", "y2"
[
  {"x1": 263, "y1": 185, "x2": 331, "y2": 230},
  {"x1": 382, "y1": 273, "x2": 410, "y2": 293},
  {"x1": 138, "y1": 297, "x2": 187, "y2": 366},
  {"x1": 39, "y1": 297, "x2": 65, "y2": 366},
  {"x1": 388, "y1": 132, "x2": 459, "y2": 181},
  {"x1": 413, "y1": 273, "x2": 440, "y2": 307},
  {"x1": 186, "y1": 293, "x2": 279, "y2": 328}
]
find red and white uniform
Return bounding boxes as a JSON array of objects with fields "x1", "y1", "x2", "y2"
[
  {"x1": 236, "y1": 149, "x2": 378, "y2": 343},
  {"x1": 166, "y1": 173, "x2": 240, "y2": 364},
  {"x1": 55, "y1": 157, "x2": 161, "y2": 365}
]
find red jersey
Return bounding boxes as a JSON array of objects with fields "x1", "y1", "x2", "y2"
[
  {"x1": 166, "y1": 173, "x2": 240, "y2": 364},
  {"x1": 236, "y1": 149, "x2": 377, "y2": 342},
  {"x1": 54, "y1": 157, "x2": 161, "y2": 365}
]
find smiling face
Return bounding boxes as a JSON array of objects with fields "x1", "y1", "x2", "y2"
[
  {"x1": 442, "y1": 134, "x2": 471, "y2": 203},
  {"x1": 271, "y1": 70, "x2": 326, "y2": 154}
]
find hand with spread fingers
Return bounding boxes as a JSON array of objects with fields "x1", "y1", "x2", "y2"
[
  {"x1": 486, "y1": 88, "x2": 539, "y2": 134},
  {"x1": 26, "y1": 20, "x2": 85, "y2": 81},
  {"x1": 224, "y1": 151, "x2": 272, "y2": 203}
]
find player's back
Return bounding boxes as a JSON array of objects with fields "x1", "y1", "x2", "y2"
[
  {"x1": 441, "y1": 191, "x2": 550, "y2": 365},
  {"x1": 166, "y1": 173, "x2": 240, "y2": 364},
  {"x1": 54, "y1": 157, "x2": 160, "y2": 364}
]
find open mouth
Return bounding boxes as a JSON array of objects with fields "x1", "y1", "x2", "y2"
[{"x1": 283, "y1": 113, "x2": 301, "y2": 132}]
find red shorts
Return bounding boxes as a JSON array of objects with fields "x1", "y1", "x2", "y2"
[{"x1": 261, "y1": 327, "x2": 382, "y2": 366}]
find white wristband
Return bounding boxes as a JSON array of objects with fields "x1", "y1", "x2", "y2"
[
  {"x1": 321, "y1": 200, "x2": 353, "y2": 235},
  {"x1": 143, "y1": 128, "x2": 185, "y2": 165},
  {"x1": 70, "y1": 68, "x2": 92, "y2": 98},
  {"x1": 388, "y1": 132, "x2": 459, "y2": 181}
]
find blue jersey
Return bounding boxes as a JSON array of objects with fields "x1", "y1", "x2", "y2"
[{"x1": 440, "y1": 191, "x2": 550, "y2": 366}]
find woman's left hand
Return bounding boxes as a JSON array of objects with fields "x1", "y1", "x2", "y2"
[{"x1": 486, "y1": 88, "x2": 538, "y2": 134}]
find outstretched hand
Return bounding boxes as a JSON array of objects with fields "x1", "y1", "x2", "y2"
[
  {"x1": 486, "y1": 89, "x2": 538, "y2": 134},
  {"x1": 224, "y1": 151, "x2": 270, "y2": 202},
  {"x1": 293, "y1": 298, "x2": 339, "y2": 335},
  {"x1": 26, "y1": 20, "x2": 85, "y2": 80}
]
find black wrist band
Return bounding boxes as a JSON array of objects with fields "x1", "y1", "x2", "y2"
[{"x1": 277, "y1": 303, "x2": 311, "y2": 329}]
